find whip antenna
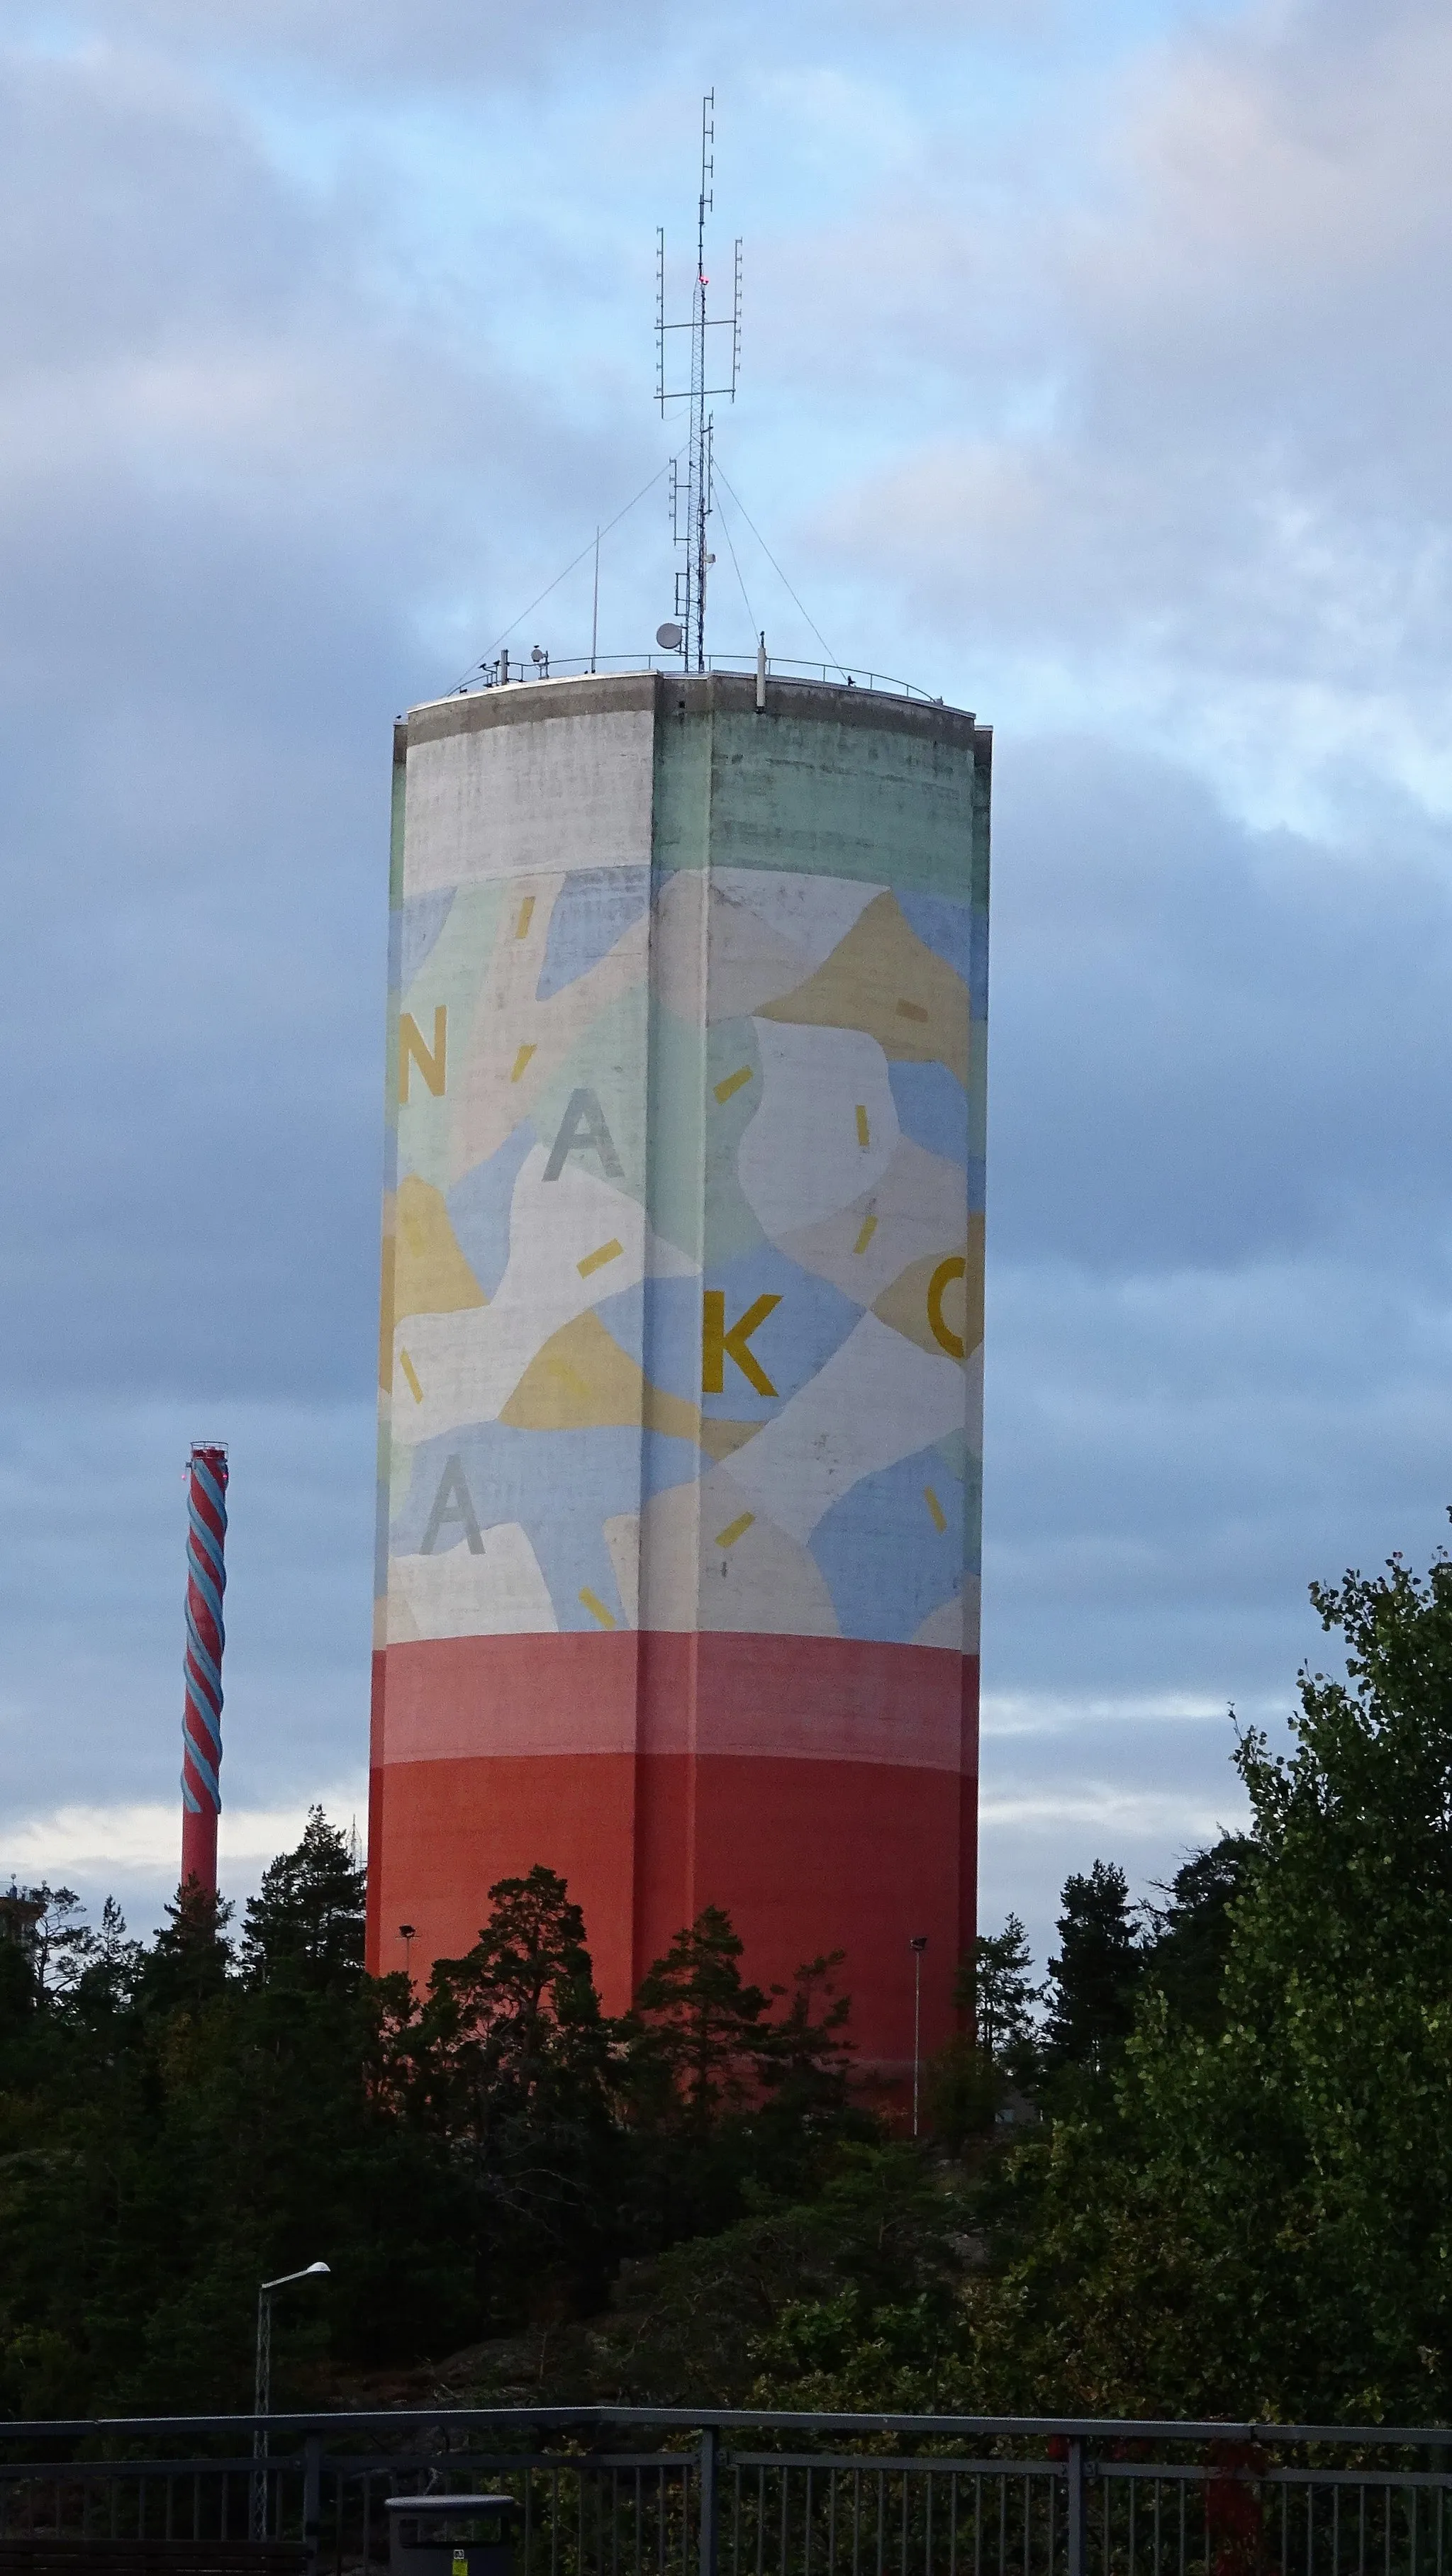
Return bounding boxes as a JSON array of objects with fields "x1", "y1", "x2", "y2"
[{"x1": 656, "y1": 91, "x2": 742, "y2": 672}]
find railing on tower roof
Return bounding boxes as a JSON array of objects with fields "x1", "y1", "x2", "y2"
[{"x1": 450, "y1": 650, "x2": 953, "y2": 707}]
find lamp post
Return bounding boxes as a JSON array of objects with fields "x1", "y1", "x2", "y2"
[
  {"x1": 252, "y1": 2262, "x2": 330, "y2": 2538},
  {"x1": 909, "y1": 1937, "x2": 928, "y2": 2138}
]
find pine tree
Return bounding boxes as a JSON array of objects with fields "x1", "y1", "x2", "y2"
[
  {"x1": 1139, "y1": 1834, "x2": 1258, "y2": 2032},
  {"x1": 240, "y1": 1808, "x2": 366, "y2": 1993},
  {"x1": 630, "y1": 1907, "x2": 772, "y2": 2126},
  {"x1": 411, "y1": 1864, "x2": 612, "y2": 2135},
  {"x1": 1041, "y1": 1861, "x2": 1140, "y2": 2072},
  {"x1": 957, "y1": 1913, "x2": 1040, "y2": 2068}
]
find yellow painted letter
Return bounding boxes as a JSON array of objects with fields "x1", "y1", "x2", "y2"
[
  {"x1": 702, "y1": 1289, "x2": 781, "y2": 1398},
  {"x1": 399, "y1": 1004, "x2": 447, "y2": 1103},
  {"x1": 927, "y1": 1255, "x2": 967, "y2": 1360}
]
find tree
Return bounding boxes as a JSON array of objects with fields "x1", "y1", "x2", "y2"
[
  {"x1": 630, "y1": 1907, "x2": 773, "y2": 2127},
  {"x1": 1041, "y1": 1861, "x2": 1141, "y2": 2073},
  {"x1": 407, "y1": 1864, "x2": 613, "y2": 2137},
  {"x1": 135, "y1": 1880, "x2": 233, "y2": 2014},
  {"x1": 240, "y1": 1808, "x2": 366, "y2": 1993},
  {"x1": 955, "y1": 1529, "x2": 1452, "y2": 2422},
  {"x1": 956, "y1": 1914, "x2": 1039, "y2": 2069},
  {"x1": 759, "y1": 1952, "x2": 855, "y2": 2112},
  {"x1": 1139, "y1": 1834, "x2": 1258, "y2": 2032}
]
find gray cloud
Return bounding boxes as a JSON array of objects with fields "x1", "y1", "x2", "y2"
[{"x1": 1, "y1": 0, "x2": 1449, "y2": 1955}]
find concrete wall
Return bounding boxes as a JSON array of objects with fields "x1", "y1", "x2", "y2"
[{"x1": 368, "y1": 670, "x2": 989, "y2": 2068}]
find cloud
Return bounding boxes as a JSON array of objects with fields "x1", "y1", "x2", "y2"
[
  {"x1": 807, "y1": 0, "x2": 1452, "y2": 815},
  {"x1": 1, "y1": 1792, "x2": 363, "y2": 1881},
  {"x1": 0, "y1": 0, "x2": 1449, "y2": 1956}
]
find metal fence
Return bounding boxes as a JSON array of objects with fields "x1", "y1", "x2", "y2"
[
  {"x1": 0, "y1": 2410, "x2": 1448, "y2": 2576},
  {"x1": 457, "y1": 654, "x2": 949, "y2": 705}
]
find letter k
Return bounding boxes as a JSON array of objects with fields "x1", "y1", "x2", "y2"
[{"x1": 702, "y1": 1290, "x2": 781, "y2": 1399}]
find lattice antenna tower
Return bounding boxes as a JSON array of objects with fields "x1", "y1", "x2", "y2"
[{"x1": 656, "y1": 91, "x2": 742, "y2": 672}]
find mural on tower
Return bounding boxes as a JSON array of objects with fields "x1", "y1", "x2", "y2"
[
  {"x1": 369, "y1": 673, "x2": 988, "y2": 2063},
  {"x1": 378, "y1": 713, "x2": 984, "y2": 1665}
]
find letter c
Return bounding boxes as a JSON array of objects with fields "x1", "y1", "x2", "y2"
[{"x1": 927, "y1": 1255, "x2": 966, "y2": 1361}]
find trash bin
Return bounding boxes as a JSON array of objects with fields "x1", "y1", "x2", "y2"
[{"x1": 386, "y1": 2494, "x2": 518, "y2": 2576}]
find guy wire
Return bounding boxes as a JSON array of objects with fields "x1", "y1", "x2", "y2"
[
  {"x1": 713, "y1": 463, "x2": 846, "y2": 676},
  {"x1": 452, "y1": 452, "x2": 681, "y2": 692}
]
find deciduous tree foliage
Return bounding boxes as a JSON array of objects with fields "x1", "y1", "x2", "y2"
[{"x1": 954, "y1": 1535, "x2": 1452, "y2": 2421}]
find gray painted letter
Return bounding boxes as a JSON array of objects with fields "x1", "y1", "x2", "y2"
[
  {"x1": 420, "y1": 1454, "x2": 486, "y2": 1555},
  {"x1": 542, "y1": 1085, "x2": 625, "y2": 1181}
]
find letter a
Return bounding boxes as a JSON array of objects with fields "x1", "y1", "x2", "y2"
[
  {"x1": 399, "y1": 1004, "x2": 447, "y2": 1103},
  {"x1": 542, "y1": 1087, "x2": 625, "y2": 1182},
  {"x1": 702, "y1": 1289, "x2": 781, "y2": 1399},
  {"x1": 420, "y1": 1454, "x2": 485, "y2": 1555}
]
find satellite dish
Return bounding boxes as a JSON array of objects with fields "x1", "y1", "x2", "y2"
[{"x1": 656, "y1": 622, "x2": 683, "y2": 651}]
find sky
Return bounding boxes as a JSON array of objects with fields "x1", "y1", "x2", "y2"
[{"x1": 1, "y1": 0, "x2": 1451, "y2": 1976}]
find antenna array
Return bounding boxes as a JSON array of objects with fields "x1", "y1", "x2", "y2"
[{"x1": 656, "y1": 91, "x2": 742, "y2": 672}]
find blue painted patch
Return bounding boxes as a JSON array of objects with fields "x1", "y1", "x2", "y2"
[
  {"x1": 536, "y1": 867, "x2": 650, "y2": 1001},
  {"x1": 895, "y1": 892, "x2": 987, "y2": 1021},
  {"x1": 896, "y1": 892, "x2": 971, "y2": 984},
  {"x1": 809, "y1": 1443, "x2": 966, "y2": 1643},
  {"x1": 446, "y1": 1124, "x2": 535, "y2": 1300},
  {"x1": 391, "y1": 1421, "x2": 700, "y2": 1630},
  {"x1": 968, "y1": 907, "x2": 988, "y2": 1023},
  {"x1": 888, "y1": 1061, "x2": 968, "y2": 1165},
  {"x1": 399, "y1": 889, "x2": 455, "y2": 992}
]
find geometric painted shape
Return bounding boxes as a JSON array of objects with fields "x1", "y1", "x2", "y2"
[
  {"x1": 723, "y1": 1309, "x2": 964, "y2": 1545},
  {"x1": 498, "y1": 1307, "x2": 703, "y2": 1443},
  {"x1": 445, "y1": 1123, "x2": 536, "y2": 1304},
  {"x1": 809, "y1": 1440, "x2": 966, "y2": 1644},
  {"x1": 757, "y1": 890, "x2": 969, "y2": 1085},
  {"x1": 392, "y1": 1174, "x2": 487, "y2": 1323},
  {"x1": 536, "y1": 866, "x2": 651, "y2": 1000},
  {"x1": 737, "y1": 1019, "x2": 898, "y2": 1238},
  {"x1": 399, "y1": 887, "x2": 456, "y2": 990},
  {"x1": 887, "y1": 1060, "x2": 969, "y2": 1165}
]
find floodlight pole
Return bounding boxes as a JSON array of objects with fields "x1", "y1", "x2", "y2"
[
  {"x1": 252, "y1": 2263, "x2": 330, "y2": 2538},
  {"x1": 910, "y1": 1937, "x2": 928, "y2": 2137}
]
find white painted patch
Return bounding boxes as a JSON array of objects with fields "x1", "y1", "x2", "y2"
[
  {"x1": 713, "y1": 868, "x2": 881, "y2": 973},
  {"x1": 737, "y1": 1020, "x2": 898, "y2": 1238},
  {"x1": 391, "y1": 1522, "x2": 557, "y2": 1637},
  {"x1": 406, "y1": 707, "x2": 654, "y2": 893},
  {"x1": 725, "y1": 1311, "x2": 964, "y2": 1542}
]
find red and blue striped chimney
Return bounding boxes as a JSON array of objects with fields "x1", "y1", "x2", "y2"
[{"x1": 180, "y1": 1443, "x2": 229, "y2": 1894}]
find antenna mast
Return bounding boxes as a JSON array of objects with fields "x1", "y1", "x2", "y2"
[{"x1": 657, "y1": 91, "x2": 742, "y2": 672}]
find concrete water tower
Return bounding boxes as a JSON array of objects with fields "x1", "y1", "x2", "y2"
[{"x1": 366, "y1": 661, "x2": 989, "y2": 2070}]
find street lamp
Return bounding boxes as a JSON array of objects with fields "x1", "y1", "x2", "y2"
[
  {"x1": 252, "y1": 2262, "x2": 330, "y2": 2538},
  {"x1": 909, "y1": 1937, "x2": 928, "y2": 2138}
]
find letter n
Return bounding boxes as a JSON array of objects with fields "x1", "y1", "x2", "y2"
[{"x1": 400, "y1": 1005, "x2": 447, "y2": 1103}]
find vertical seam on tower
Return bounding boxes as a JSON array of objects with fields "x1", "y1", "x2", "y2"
[
  {"x1": 684, "y1": 678, "x2": 717, "y2": 1930},
  {"x1": 632, "y1": 676, "x2": 664, "y2": 1989}
]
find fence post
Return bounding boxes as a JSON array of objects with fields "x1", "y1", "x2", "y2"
[
  {"x1": 303, "y1": 2436, "x2": 322, "y2": 2576},
  {"x1": 699, "y1": 2428, "x2": 720, "y2": 2576},
  {"x1": 1066, "y1": 2439, "x2": 1085, "y2": 2576}
]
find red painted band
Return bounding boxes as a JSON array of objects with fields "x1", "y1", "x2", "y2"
[{"x1": 367, "y1": 1633, "x2": 978, "y2": 2068}]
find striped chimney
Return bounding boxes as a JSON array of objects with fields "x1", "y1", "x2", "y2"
[{"x1": 180, "y1": 1443, "x2": 229, "y2": 1894}]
